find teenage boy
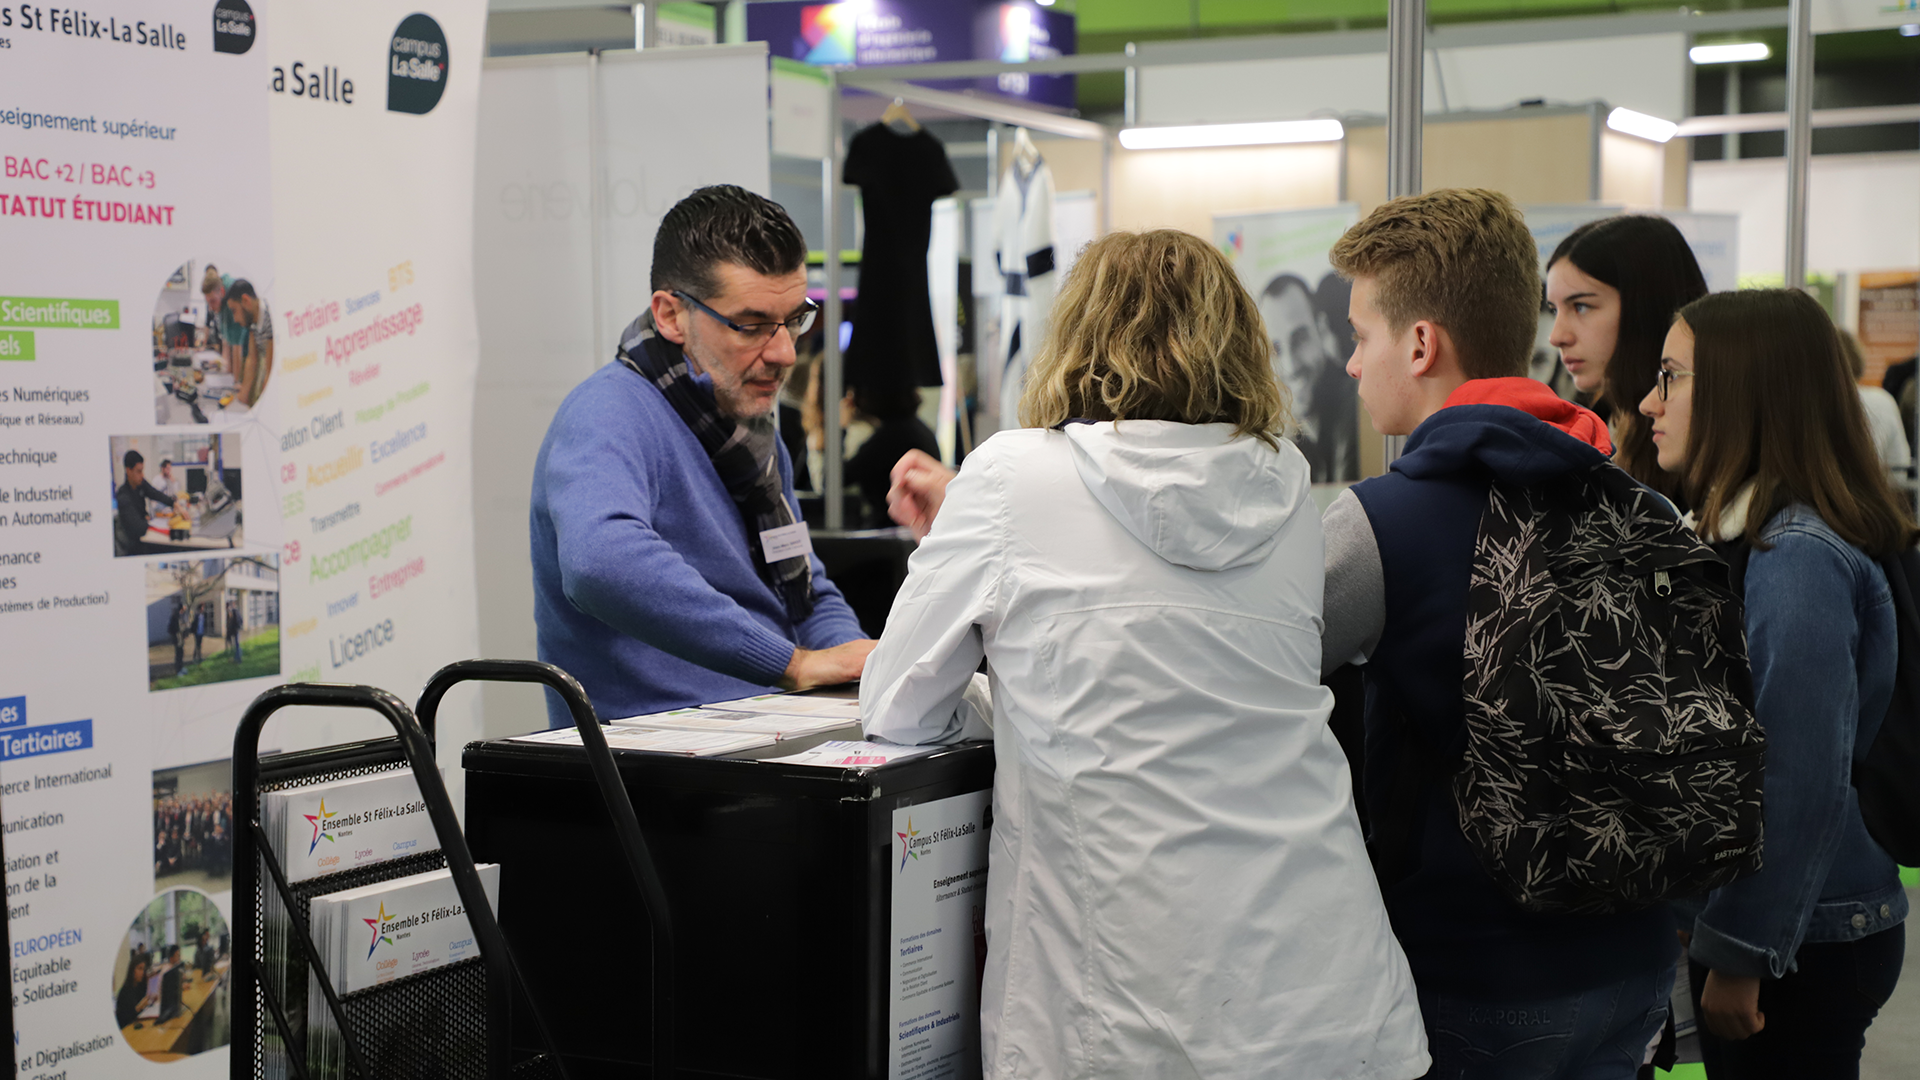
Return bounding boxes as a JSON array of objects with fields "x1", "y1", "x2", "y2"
[{"x1": 1323, "y1": 188, "x2": 1675, "y2": 1079}]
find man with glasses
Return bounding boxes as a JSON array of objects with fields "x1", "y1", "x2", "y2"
[{"x1": 530, "y1": 185, "x2": 872, "y2": 725}]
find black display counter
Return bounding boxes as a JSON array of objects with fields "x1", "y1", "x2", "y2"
[{"x1": 462, "y1": 718, "x2": 994, "y2": 1080}]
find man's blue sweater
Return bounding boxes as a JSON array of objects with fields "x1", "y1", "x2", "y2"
[{"x1": 530, "y1": 361, "x2": 864, "y2": 726}]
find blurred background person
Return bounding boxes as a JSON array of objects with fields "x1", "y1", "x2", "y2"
[
  {"x1": 844, "y1": 379, "x2": 938, "y2": 529},
  {"x1": 1840, "y1": 328, "x2": 1913, "y2": 493}
]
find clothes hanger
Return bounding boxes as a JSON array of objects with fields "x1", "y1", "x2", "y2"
[
  {"x1": 1013, "y1": 126, "x2": 1041, "y2": 169},
  {"x1": 882, "y1": 97, "x2": 920, "y2": 134}
]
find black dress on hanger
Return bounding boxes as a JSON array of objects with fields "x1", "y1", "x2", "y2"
[{"x1": 842, "y1": 123, "x2": 960, "y2": 394}]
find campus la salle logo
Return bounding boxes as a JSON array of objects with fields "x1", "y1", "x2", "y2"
[
  {"x1": 365, "y1": 901, "x2": 396, "y2": 959},
  {"x1": 305, "y1": 798, "x2": 338, "y2": 855},
  {"x1": 897, "y1": 816, "x2": 921, "y2": 872}
]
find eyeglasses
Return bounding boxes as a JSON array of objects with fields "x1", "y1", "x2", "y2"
[
  {"x1": 672, "y1": 290, "x2": 818, "y2": 343},
  {"x1": 1656, "y1": 367, "x2": 1694, "y2": 401}
]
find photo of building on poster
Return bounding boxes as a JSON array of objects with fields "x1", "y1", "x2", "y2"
[
  {"x1": 110, "y1": 433, "x2": 245, "y2": 557},
  {"x1": 154, "y1": 758, "x2": 235, "y2": 895},
  {"x1": 145, "y1": 556, "x2": 281, "y2": 691},
  {"x1": 111, "y1": 888, "x2": 234, "y2": 1062},
  {"x1": 153, "y1": 259, "x2": 274, "y2": 424}
]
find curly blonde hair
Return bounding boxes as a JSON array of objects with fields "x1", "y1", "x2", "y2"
[{"x1": 1018, "y1": 229, "x2": 1290, "y2": 447}]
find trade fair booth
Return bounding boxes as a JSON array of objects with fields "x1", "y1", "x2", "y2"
[{"x1": 2, "y1": 0, "x2": 1917, "y2": 1078}]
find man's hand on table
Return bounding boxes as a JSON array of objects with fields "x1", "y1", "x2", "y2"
[
  {"x1": 780, "y1": 638, "x2": 878, "y2": 692},
  {"x1": 886, "y1": 450, "x2": 958, "y2": 540}
]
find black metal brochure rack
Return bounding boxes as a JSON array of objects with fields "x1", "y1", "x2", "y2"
[
  {"x1": 230, "y1": 683, "x2": 568, "y2": 1080},
  {"x1": 413, "y1": 659, "x2": 677, "y2": 1080}
]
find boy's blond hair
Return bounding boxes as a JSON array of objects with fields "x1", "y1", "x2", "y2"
[
  {"x1": 1328, "y1": 188, "x2": 1539, "y2": 380},
  {"x1": 1019, "y1": 229, "x2": 1291, "y2": 446}
]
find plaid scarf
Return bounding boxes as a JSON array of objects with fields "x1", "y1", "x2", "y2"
[{"x1": 616, "y1": 314, "x2": 816, "y2": 623}]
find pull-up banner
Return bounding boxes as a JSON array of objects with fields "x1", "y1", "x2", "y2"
[{"x1": 1, "y1": 0, "x2": 487, "y2": 1074}]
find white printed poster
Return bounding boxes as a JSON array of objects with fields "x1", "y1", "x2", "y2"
[
  {"x1": 1214, "y1": 205, "x2": 1362, "y2": 484},
  {"x1": 889, "y1": 789, "x2": 990, "y2": 1080},
  {"x1": 1, "y1": 0, "x2": 488, "y2": 1075}
]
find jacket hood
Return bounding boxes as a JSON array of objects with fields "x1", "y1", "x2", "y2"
[
  {"x1": 1396, "y1": 378, "x2": 1611, "y2": 487},
  {"x1": 1064, "y1": 420, "x2": 1310, "y2": 571}
]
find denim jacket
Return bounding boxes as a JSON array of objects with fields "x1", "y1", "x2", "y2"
[{"x1": 1689, "y1": 499, "x2": 1908, "y2": 980}]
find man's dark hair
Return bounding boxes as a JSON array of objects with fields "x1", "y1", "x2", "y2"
[
  {"x1": 1260, "y1": 273, "x2": 1312, "y2": 303},
  {"x1": 225, "y1": 279, "x2": 257, "y2": 306},
  {"x1": 651, "y1": 185, "x2": 808, "y2": 298},
  {"x1": 124, "y1": 449, "x2": 144, "y2": 469}
]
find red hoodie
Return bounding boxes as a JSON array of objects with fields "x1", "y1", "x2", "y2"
[{"x1": 1443, "y1": 377, "x2": 1613, "y2": 455}]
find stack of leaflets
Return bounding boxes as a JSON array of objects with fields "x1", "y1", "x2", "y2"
[
  {"x1": 507, "y1": 724, "x2": 777, "y2": 756},
  {"x1": 767, "y1": 739, "x2": 942, "y2": 769},
  {"x1": 606, "y1": 707, "x2": 856, "y2": 740},
  {"x1": 303, "y1": 864, "x2": 501, "y2": 1080},
  {"x1": 706, "y1": 693, "x2": 864, "y2": 721},
  {"x1": 259, "y1": 768, "x2": 441, "y2": 1076},
  {"x1": 505, "y1": 693, "x2": 865, "y2": 756}
]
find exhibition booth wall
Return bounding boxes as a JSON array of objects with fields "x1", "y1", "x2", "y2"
[
  {"x1": 5, "y1": 1, "x2": 1915, "y2": 1072},
  {"x1": 3, "y1": 0, "x2": 492, "y2": 1074}
]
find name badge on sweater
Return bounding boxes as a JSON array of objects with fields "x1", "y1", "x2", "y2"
[{"x1": 760, "y1": 522, "x2": 813, "y2": 563}]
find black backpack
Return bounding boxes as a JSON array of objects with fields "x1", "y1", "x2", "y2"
[
  {"x1": 1458, "y1": 462, "x2": 1766, "y2": 915},
  {"x1": 1725, "y1": 540, "x2": 1920, "y2": 867}
]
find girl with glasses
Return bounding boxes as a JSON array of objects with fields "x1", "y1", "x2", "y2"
[{"x1": 1640, "y1": 288, "x2": 1915, "y2": 1079}]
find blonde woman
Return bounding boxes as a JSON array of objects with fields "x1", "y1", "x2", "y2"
[{"x1": 860, "y1": 229, "x2": 1428, "y2": 1079}]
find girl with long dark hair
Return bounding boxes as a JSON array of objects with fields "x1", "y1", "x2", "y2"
[
  {"x1": 1640, "y1": 289, "x2": 1915, "y2": 1079},
  {"x1": 1548, "y1": 215, "x2": 1707, "y2": 502}
]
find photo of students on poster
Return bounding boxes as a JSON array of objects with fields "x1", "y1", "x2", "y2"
[
  {"x1": 111, "y1": 889, "x2": 233, "y2": 1062},
  {"x1": 153, "y1": 760, "x2": 236, "y2": 894},
  {"x1": 109, "y1": 434, "x2": 244, "y2": 556},
  {"x1": 145, "y1": 557, "x2": 281, "y2": 690},
  {"x1": 153, "y1": 259, "x2": 274, "y2": 423}
]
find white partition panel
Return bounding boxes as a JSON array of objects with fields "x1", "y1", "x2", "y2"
[
  {"x1": 1691, "y1": 152, "x2": 1920, "y2": 280},
  {"x1": 471, "y1": 45, "x2": 770, "y2": 736},
  {"x1": 1140, "y1": 34, "x2": 1687, "y2": 129}
]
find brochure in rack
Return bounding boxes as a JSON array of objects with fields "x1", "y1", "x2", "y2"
[{"x1": 304, "y1": 864, "x2": 502, "y2": 1079}]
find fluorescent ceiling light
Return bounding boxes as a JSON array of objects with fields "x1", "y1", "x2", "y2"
[
  {"x1": 1118, "y1": 119, "x2": 1344, "y2": 150},
  {"x1": 1690, "y1": 42, "x2": 1771, "y2": 64},
  {"x1": 1607, "y1": 107, "x2": 1678, "y2": 143}
]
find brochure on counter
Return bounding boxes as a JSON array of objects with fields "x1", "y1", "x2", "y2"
[
  {"x1": 767, "y1": 740, "x2": 943, "y2": 768},
  {"x1": 507, "y1": 691, "x2": 867, "y2": 754},
  {"x1": 608, "y1": 707, "x2": 857, "y2": 739},
  {"x1": 508, "y1": 725, "x2": 778, "y2": 756},
  {"x1": 705, "y1": 693, "x2": 864, "y2": 720}
]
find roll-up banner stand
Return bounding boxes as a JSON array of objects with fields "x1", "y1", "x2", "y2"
[{"x1": 0, "y1": 0, "x2": 487, "y2": 1073}]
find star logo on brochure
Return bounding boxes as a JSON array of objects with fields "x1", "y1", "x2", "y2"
[
  {"x1": 305, "y1": 798, "x2": 339, "y2": 855},
  {"x1": 897, "y1": 817, "x2": 921, "y2": 871},
  {"x1": 366, "y1": 902, "x2": 396, "y2": 959}
]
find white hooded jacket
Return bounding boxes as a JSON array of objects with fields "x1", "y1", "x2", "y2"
[{"x1": 862, "y1": 421, "x2": 1428, "y2": 1080}]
